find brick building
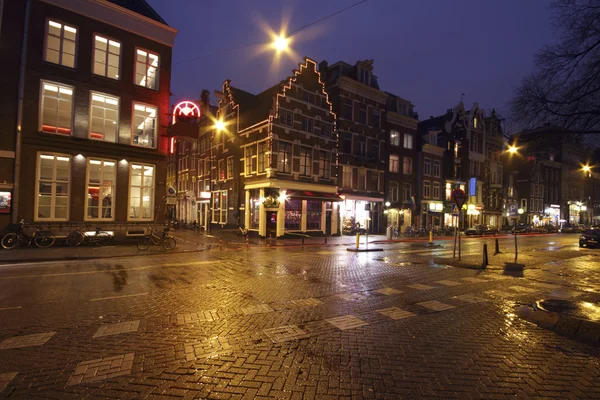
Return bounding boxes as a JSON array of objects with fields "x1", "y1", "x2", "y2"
[
  {"x1": 185, "y1": 58, "x2": 340, "y2": 237},
  {"x1": 384, "y1": 92, "x2": 418, "y2": 232},
  {"x1": 1, "y1": 0, "x2": 176, "y2": 233},
  {"x1": 319, "y1": 59, "x2": 387, "y2": 234},
  {"x1": 416, "y1": 132, "x2": 445, "y2": 228}
]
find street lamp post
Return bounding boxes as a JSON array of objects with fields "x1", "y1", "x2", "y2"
[{"x1": 515, "y1": 208, "x2": 524, "y2": 263}]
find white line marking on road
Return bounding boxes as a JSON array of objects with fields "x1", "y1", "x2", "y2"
[
  {"x1": 0, "y1": 306, "x2": 22, "y2": 311},
  {"x1": 90, "y1": 293, "x2": 148, "y2": 302}
]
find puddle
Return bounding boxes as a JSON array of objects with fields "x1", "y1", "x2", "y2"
[{"x1": 536, "y1": 299, "x2": 600, "y2": 322}]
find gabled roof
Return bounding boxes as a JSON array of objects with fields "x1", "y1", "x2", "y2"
[
  {"x1": 106, "y1": 0, "x2": 167, "y2": 25},
  {"x1": 230, "y1": 83, "x2": 282, "y2": 131}
]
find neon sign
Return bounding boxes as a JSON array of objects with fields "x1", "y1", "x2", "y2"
[{"x1": 172, "y1": 101, "x2": 201, "y2": 124}]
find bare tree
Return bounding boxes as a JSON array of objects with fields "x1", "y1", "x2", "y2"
[{"x1": 511, "y1": 0, "x2": 600, "y2": 135}]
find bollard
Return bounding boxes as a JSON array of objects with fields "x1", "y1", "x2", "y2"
[
  {"x1": 324, "y1": 236, "x2": 328, "y2": 244},
  {"x1": 245, "y1": 235, "x2": 249, "y2": 249},
  {"x1": 493, "y1": 238, "x2": 500, "y2": 255},
  {"x1": 482, "y1": 244, "x2": 489, "y2": 268},
  {"x1": 302, "y1": 237, "x2": 305, "y2": 248},
  {"x1": 356, "y1": 233, "x2": 360, "y2": 249},
  {"x1": 219, "y1": 237, "x2": 223, "y2": 251},
  {"x1": 429, "y1": 230, "x2": 433, "y2": 244}
]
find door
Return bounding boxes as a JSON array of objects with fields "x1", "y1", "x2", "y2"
[
  {"x1": 266, "y1": 211, "x2": 277, "y2": 237},
  {"x1": 325, "y1": 211, "x2": 332, "y2": 235}
]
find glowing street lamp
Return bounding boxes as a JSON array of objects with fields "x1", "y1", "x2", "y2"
[
  {"x1": 214, "y1": 119, "x2": 225, "y2": 132},
  {"x1": 273, "y1": 34, "x2": 289, "y2": 52},
  {"x1": 507, "y1": 145, "x2": 518, "y2": 154},
  {"x1": 583, "y1": 165, "x2": 591, "y2": 173}
]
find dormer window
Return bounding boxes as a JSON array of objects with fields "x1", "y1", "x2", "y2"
[{"x1": 359, "y1": 67, "x2": 371, "y2": 85}]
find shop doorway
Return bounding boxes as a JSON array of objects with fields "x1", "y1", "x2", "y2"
[{"x1": 266, "y1": 211, "x2": 277, "y2": 237}]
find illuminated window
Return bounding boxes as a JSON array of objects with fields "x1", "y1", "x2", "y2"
[
  {"x1": 227, "y1": 157, "x2": 233, "y2": 179},
  {"x1": 342, "y1": 166, "x2": 352, "y2": 188},
  {"x1": 86, "y1": 159, "x2": 115, "y2": 220},
  {"x1": 40, "y1": 81, "x2": 73, "y2": 135},
  {"x1": 218, "y1": 159, "x2": 225, "y2": 180},
  {"x1": 389, "y1": 155, "x2": 399, "y2": 173},
  {"x1": 132, "y1": 103, "x2": 156, "y2": 148},
  {"x1": 212, "y1": 190, "x2": 227, "y2": 223},
  {"x1": 244, "y1": 146, "x2": 256, "y2": 175},
  {"x1": 135, "y1": 48, "x2": 159, "y2": 90},
  {"x1": 390, "y1": 130, "x2": 400, "y2": 146},
  {"x1": 299, "y1": 146, "x2": 312, "y2": 176},
  {"x1": 90, "y1": 92, "x2": 119, "y2": 142},
  {"x1": 403, "y1": 133, "x2": 413, "y2": 149},
  {"x1": 129, "y1": 164, "x2": 154, "y2": 220},
  {"x1": 93, "y1": 35, "x2": 120, "y2": 79},
  {"x1": 36, "y1": 154, "x2": 70, "y2": 221},
  {"x1": 44, "y1": 20, "x2": 76, "y2": 68},
  {"x1": 285, "y1": 199, "x2": 302, "y2": 230},
  {"x1": 473, "y1": 117, "x2": 478, "y2": 128},
  {"x1": 445, "y1": 183, "x2": 451, "y2": 200},
  {"x1": 277, "y1": 141, "x2": 292, "y2": 174}
]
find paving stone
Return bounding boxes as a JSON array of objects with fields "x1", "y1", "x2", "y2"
[
  {"x1": 435, "y1": 280, "x2": 462, "y2": 287},
  {"x1": 484, "y1": 290, "x2": 514, "y2": 298},
  {"x1": 68, "y1": 353, "x2": 134, "y2": 386},
  {"x1": 453, "y1": 294, "x2": 486, "y2": 304},
  {"x1": 325, "y1": 315, "x2": 369, "y2": 330},
  {"x1": 184, "y1": 337, "x2": 233, "y2": 361},
  {"x1": 0, "y1": 332, "x2": 55, "y2": 350},
  {"x1": 417, "y1": 301, "x2": 455, "y2": 312},
  {"x1": 376, "y1": 307, "x2": 416, "y2": 320},
  {"x1": 336, "y1": 293, "x2": 367, "y2": 301},
  {"x1": 93, "y1": 320, "x2": 140, "y2": 338},
  {"x1": 406, "y1": 284, "x2": 435, "y2": 291},
  {"x1": 263, "y1": 325, "x2": 309, "y2": 343},
  {"x1": 508, "y1": 285, "x2": 539, "y2": 293},
  {"x1": 176, "y1": 310, "x2": 217, "y2": 325},
  {"x1": 374, "y1": 287, "x2": 403, "y2": 296},
  {"x1": 460, "y1": 277, "x2": 488, "y2": 283},
  {"x1": 291, "y1": 298, "x2": 323, "y2": 307},
  {"x1": 0, "y1": 372, "x2": 17, "y2": 392},
  {"x1": 240, "y1": 304, "x2": 274, "y2": 315},
  {"x1": 544, "y1": 289, "x2": 584, "y2": 299}
]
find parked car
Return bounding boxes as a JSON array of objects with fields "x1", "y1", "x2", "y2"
[
  {"x1": 465, "y1": 224, "x2": 498, "y2": 236},
  {"x1": 561, "y1": 224, "x2": 582, "y2": 233},
  {"x1": 580, "y1": 229, "x2": 600, "y2": 248}
]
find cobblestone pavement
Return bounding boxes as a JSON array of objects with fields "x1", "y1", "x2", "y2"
[{"x1": 0, "y1": 235, "x2": 599, "y2": 399}]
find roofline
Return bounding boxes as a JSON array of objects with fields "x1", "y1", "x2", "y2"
[{"x1": 41, "y1": 0, "x2": 178, "y2": 47}]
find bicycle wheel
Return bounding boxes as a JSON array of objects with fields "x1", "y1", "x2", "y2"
[
  {"x1": 91, "y1": 232, "x2": 111, "y2": 246},
  {"x1": 34, "y1": 231, "x2": 55, "y2": 248},
  {"x1": 161, "y1": 236, "x2": 176, "y2": 250},
  {"x1": 1, "y1": 233, "x2": 20, "y2": 249},
  {"x1": 66, "y1": 231, "x2": 84, "y2": 247},
  {"x1": 137, "y1": 237, "x2": 150, "y2": 250}
]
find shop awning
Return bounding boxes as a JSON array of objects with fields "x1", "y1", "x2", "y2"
[{"x1": 286, "y1": 190, "x2": 342, "y2": 201}]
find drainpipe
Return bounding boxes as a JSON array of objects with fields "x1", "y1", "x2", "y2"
[{"x1": 13, "y1": 0, "x2": 31, "y2": 223}]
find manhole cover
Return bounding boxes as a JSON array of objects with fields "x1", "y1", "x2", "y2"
[{"x1": 536, "y1": 299, "x2": 600, "y2": 322}]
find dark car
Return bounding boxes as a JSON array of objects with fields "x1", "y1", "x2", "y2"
[
  {"x1": 465, "y1": 224, "x2": 498, "y2": 236},
  {"x1": 561, "y1": 224, "x2": 582, "y2": 233},
  {"x1": 580, "y1": 229, "x2": 600, "y2": 248}
]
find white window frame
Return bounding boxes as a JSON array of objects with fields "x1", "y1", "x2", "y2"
[
  {"x1": 424, "y1": 158, "x2": 431, "y2": 176},
  {"x1": 89, "y1": 91, "x2": 119, "y2": 142},
  {"x1": 44, "y1": 19, "x2": 77, "y2": 68},
  {"x1": 227, "y1": 156, "x2": 234, "y2": 179},
  {"x1": 92, "y1": 34, "x2": 121, "y2": 79},
  {"x1": 300, "y1": 146, "x2": 312, "y2": 176},
  {"x1": 211, "y1": 190, "x2": 228, "y2": 224},
  {"x1": 423, "y1": 181, "x2": 431, "y2": 199},
  {"x1": 128, "y1": 163, "x2": 155, "y2": 221},
  {"x1": 39, "y1": 80, "x2": 74, "y2": 136},
  {"x1": 319, "y1": 151, "x2": 330, "y2": 179},
  {"x1": 131, "y1": 102, "x2": 157, "y2": 149},
  {"x1": 432, "y1": 182, "x2": 440, "y2": 200},
  {"x1": 134, "y1": 47, "x2": 160, "y2": 90},
  {"x1": 390, "y1": 130, "x2": 400, "y2": 146},
  {"x1": 85, "y1": 158, "x2": 116, "y2": 221},
  {"x1": 403, "y1": 157, "x2": 413, "y2": 175},
  {"x1": 277, "y1": 141, "x2": 292, "y2": 174},
  {"x1": 389, "y1": 181, "x2": 399, "y2": 202},
  {"x1": 433, "y1": 160, "x2": 441, "y2": 178},
  {"x1": 403, "y1": 133, "x2": 413, "y2": 149},
  {"x1": 35, "y1": 152, "x2": 71, "y2": 221}
]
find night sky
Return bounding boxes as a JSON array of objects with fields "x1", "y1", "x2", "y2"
[{"x1": 147, "y1": 0, "x2": 555, "y2": 128}]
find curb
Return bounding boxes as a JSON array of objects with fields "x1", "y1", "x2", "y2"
[{"x1": 516, "y1": 302, "x2": 600, "y2": 343}]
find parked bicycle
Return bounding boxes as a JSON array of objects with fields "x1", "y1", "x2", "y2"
[
  {"x1": 237, "y1": 224, "x2": 249, "y2": 236},
  {"x1": 137, "y1": 226, "x2": 176, "y2": 250},
  {"x1": 1, "y1": 220, "x2": 55, "y2": 249},
  {"x1": 66, "y1": 224, "x2": 112, "y2": 247}
]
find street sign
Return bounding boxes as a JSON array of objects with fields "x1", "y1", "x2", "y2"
[
  {"x1": 167, "y1": 186, "x2": 176, "y2": 197},
  {"x1": 451, "y1": 188, "x2": 466, "y2": 208},
  {"x1": 451, "y1": 203, "x2": 459, "y2": 216},
  {"x1": 508, "y1": 203, "x2": 518, "y2": 216}
]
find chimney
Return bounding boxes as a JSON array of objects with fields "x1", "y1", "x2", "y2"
[{"x1": 200, "y1": 90, "x2": 210, "y2": 114}]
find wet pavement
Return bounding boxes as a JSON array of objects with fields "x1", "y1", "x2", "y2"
[{"x1": 0, "y1": 234, "x2": 599, "y2": 399}]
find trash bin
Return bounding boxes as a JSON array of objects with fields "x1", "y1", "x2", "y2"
[{"x1": 386, "y1": 226, "x2": 392, "y2": 240}]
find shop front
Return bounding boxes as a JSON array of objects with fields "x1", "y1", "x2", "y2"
[
  {"x1": 245, "y1": 184, "x2": 341, "y2": 238},
  {"x1": 196, "y1": 191, "x2": 211, "y2": 230},
  {"x1": 421, "y1": 201, "x2": 444, "y2": 227},
  {"x1": 466, "y1": 204, "x2": 482, "y2": 228},
  {"x1": 542, "y1": 204, "x2": 560, "y2": 228},
  {"x1": 385, "y1": 203, "x2": 412, "y2": 233},
  {"x1": 340, "y1": 196, "x2": 383, "y2": 234}
]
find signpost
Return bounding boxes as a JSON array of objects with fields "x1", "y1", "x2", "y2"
[{"x1": 451, "y1": 188, "x2": 466, "y2": 260}]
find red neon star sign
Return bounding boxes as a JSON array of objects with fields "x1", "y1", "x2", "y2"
[{"x1": 173, "y1": 101, "x2": 201, "y2": 124}]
